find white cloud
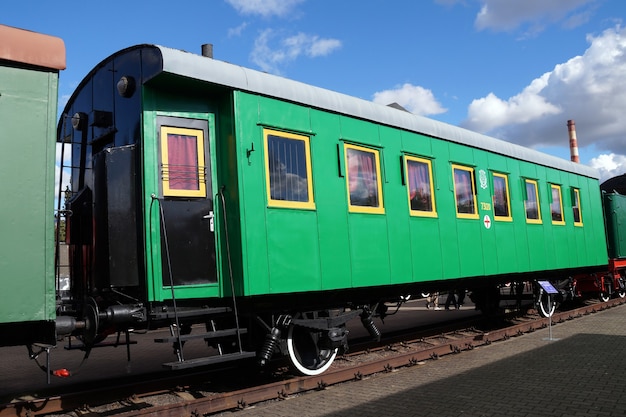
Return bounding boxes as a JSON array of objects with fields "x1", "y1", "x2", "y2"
[
  {"x1": 251, "y1": 29, "x2": 342, "y2": 74},
  {"x1": 464, "y1": 75, "x2": 562, "y2": 132},
  {"x1": 589, "y1": 153, "x2": 626, "y2": 183},
  {"x1": 372, "y1": 83, "x2": 447, "y2": 116},
  {"x1": 225, "y1": 0, "x2": 306, "y2": 18},
  {"x1": 228, "y1": 22, "x2": 248, "y2": 38},
  {"x1": 473, "y1": 0, "x2": 597, "y2": 33},
  {"x1": 461, "y1": 25, "x2": 626, "y2": 156}
]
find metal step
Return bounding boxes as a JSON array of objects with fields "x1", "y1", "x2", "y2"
[
  {"x1": 154, "y1": 328, "x2": 247, "y2": 343},
  {"x1": 162, "y1": 351, "x2": 257, "y2": 370}
]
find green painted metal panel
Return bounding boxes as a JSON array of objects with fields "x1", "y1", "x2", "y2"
[
  {"x1": 235, "y1": 92, "x2": 272, "y2": 296},
  {"x1": 309, "y1": 110, "x2": 351, "y2": 290},
  {"x1": 379, "y1": 125, "x2": 413, "y2": 285},
  {"x1": 431, "y1": 140, "x2": 461, "y2": 279},
  {"x1": 0, "y1": 66, "x2": 57, "y2": 323},
  {"x1": 401, "y1": 130, "x2": 443, "y2": 283},
  {"x1": 348, "y1": 215, "x2": 391, "y2": 287},
  {"x1": 266, "y1": 210, "x2": 321, "y2": 293}
]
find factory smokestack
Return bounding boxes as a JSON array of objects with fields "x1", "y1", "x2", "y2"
[{"x1": 567, "y1": 120, "x2": 579, "y2": 163}]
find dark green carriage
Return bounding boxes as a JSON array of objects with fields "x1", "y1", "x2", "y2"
[
  {"x1": 58, "y1": 44, "x2": 607, "y2": 374},
  {"x1": 0, "y1": 25, "x2": 65, "y2": 346}
]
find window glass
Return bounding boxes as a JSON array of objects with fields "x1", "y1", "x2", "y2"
[
  {"x1": 264, "y1": 129, "x2": 315, "y2": 209},
  {"x1": 405, "y1": 156, "x2": 436, "y2": 217},
  {"x1": 550, "y1": 184, "x2": 565, "y2": 224},
  {"x1": 493, "y1": 173, "x2": 512, "y2": 221},
  {"x1": 345, "y1": 143, "x2": 384, "y2": 214},
  {"x1": 572, "y1": 188, "x2": 583, "y2": 226},
  {"x1": 161, "y1": 126, "x2": 206, "y2": 197},
  {"x1": 452, "y1": 165, "x2": 478, "y2": 218},
  {"x1": 524, "y1": 179, "x2": 542, "y2": 223}
]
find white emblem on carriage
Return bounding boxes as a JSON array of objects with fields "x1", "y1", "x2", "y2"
[
  {"x1": 483, "y1": 215, "x2": 492, "y2": 229},
  {"x1": 479, "y1": 169, "x2": 488, "y2": 189}
]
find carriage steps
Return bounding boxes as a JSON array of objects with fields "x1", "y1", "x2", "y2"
[{"x1": 150, "y1": 306, "x2": 256, "y2": 370}]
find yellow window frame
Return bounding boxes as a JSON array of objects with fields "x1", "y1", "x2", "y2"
[
  {"x1": 572, "y1": 187, "x2": 583, "y2": 226},
  {"x1": 550, "y1": 184, "x2": 565, "y2": 225},
  {"x1": 404, "y1": 155, "x2": 437, "y2": 217},
  {"x1": 264, "y1": 129, "x2": 315, "y2": 210},
  {"x1": 452, "y1": 164, "x2": 479, "y2": 219},
  {"x1": 160, "y1": 125, "x2": 207, "y2": 198},
  {"x1": 344, "y1": 143, "x2": 385, "y2": 214},
  {"x1": 492, "y1": 172, "x2": 512, "y2": 222},
  {"x1": 524, "y1": 179, "x2": 542, "y2": 224}
]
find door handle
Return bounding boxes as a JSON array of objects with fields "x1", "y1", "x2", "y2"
[{"x1": 203, "y1": 211, "x2": 214, "y2": 232}]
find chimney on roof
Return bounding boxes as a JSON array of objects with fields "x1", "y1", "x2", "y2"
[
  {"x1": 567, "y1": 119, "x2": 579, "y2": 163},
  {"x1": 201, "y1": 44, "x2": 213, "y2": 59}
]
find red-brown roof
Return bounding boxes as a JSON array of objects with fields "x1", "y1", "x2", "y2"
[{"x1": 0, "y1": 24, "x2": 65, "y2": 70}]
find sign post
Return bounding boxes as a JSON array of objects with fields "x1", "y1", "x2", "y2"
[{"x1": 538, "y1": 281, "x2": 559, "y2": 341}]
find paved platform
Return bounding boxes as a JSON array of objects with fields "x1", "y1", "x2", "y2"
[{"x1": 217, "y1": 304, "x2": 626, "y2": 417}]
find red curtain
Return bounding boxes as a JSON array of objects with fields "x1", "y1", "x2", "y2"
[
  {"x1": 348, "y1": 149, "x2": 378, "y2": 206},
  {"x1": 167, "y1": 134, "x2": 198, "y2": 191},
  {"x1": 408, "y1": 161, "x2": 432, "y2": 211}
]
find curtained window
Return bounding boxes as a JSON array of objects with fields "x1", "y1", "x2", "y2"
[
  {"x1": 572, "y1": 188, "x2": 582, "y2": 226},
  {"x1": 406, "y1": 156, "x2": 436, "y2": 217},
  {"x1": 264, "y1": 129, "x2": 315, "y2": 209},
  {"x1": 550, "y1": 184, "x2": 565, "y2": 224},
  {"x1": 493, "y1": 173, "x2": 512, "y2": 220},
  {"x1": 345, "y1": 144, "x2": 384, "y2": 214},
  {"x1": 524, "y1": 179, "x2": 542, "y2": 223},
  {"x1": 452, "y1": 165, "x2": 478, "y2": 219},
  {"x1": 160, "y1": 126, "x2": 206, "y2": 197}
]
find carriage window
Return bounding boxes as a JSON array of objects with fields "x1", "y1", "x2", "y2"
[
  {"x1": 452, "y1": 165, "x2": 478, "y2": 219},
  {"x1": 345, "y1": 143, "x2": 384, "y2": 214},
  {"x1": 405, "y1": 156, "x2": 436, "y2": 217},
  {"x1": 572, "y1": 187, "x2": 583, "y2": 226},
  {"x1": 524, "y1": 179, "x2": 542, "y2": 223},
  {"x1": 493, "y1": 173, "x2": 512, "y2": 221},
  {"x1": 264, "y1": 129, "x2": 315, "y2": 209},
  {"x1": 550, "y1": 184, "x2": 565, "y2": 225},
  {"x1": 160, "y1": 126, "x2": 206, "y2": 197}
]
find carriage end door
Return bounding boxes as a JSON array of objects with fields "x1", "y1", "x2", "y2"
[{"x1": 155, "y1": 115, "x2": 218, "y2": 300}]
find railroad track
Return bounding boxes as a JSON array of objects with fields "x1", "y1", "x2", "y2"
[{"x1": 2, "y1": 298, "x2": 624, "y2": 417}]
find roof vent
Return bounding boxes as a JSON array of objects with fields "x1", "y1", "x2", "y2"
[{"x1": 201, "y1": 44, "x2": 213, "y2": 59}]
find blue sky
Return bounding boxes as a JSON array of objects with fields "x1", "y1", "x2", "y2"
[{"x1": 5, "y1": 0, "x2": 626, "y2": 184}]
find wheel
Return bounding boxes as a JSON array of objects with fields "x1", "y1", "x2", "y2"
[
  {"x1": 599, "y1": 290, "x2": 611, "y2": 302},
  {"x1": 286, "y1": 319, "x2": 338, "y2": 376},
  {"x1": 618, "y1": 289, "x2": 626, "y2": 299},
  {"x1": 536, "y1": 290, "x2": 555, "y2": 318}
]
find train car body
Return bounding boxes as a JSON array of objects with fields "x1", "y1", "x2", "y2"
[
  {"x1": 53, "y1": 44, "x2": 609, "y2": 374},
  {"x1": 0, "y1": 25, "x2": 65, "y2": 346}
]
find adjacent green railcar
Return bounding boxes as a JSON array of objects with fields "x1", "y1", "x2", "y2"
[
  {"x1": 0, "y1": 25, "x2": 65, "y2": 346},
  {"x1": 57, "y1": 44, "x2": 607, "y2": 374}
]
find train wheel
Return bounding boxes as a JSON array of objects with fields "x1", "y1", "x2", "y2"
[
  {"x1": 536, "y1": 291, "x2": 555, "y2": 318},
  {"x1": 599, "y1": 290, "x2": 611, "y2": 302},
  {"x1": 286, "y1": 314, "x2": 338, "y2": 376},
  {"x1": 618, "y1": 289, "x2": 626, "y2": 299}
]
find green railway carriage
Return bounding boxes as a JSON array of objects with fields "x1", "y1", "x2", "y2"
[
  {"x1": 56, "y1": 44, "x2": 607, "y2": 374},
  {"x1": 0, "y1": 25, "x2": 65, "y2": 346}
]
